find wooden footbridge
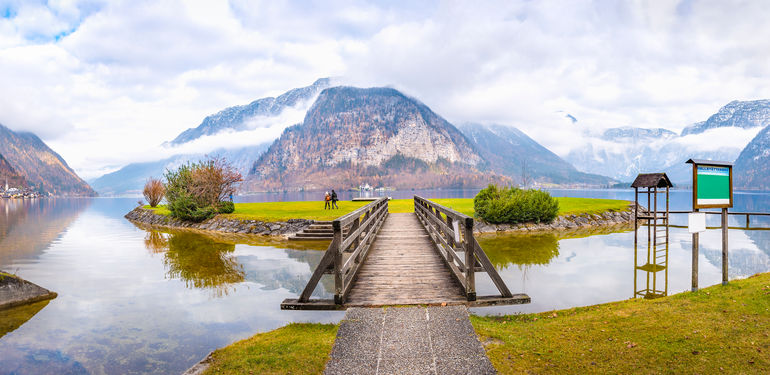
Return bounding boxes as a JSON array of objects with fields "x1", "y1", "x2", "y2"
[{"x1": 281, "y1": 196, "x2": 530, "y2": 310}]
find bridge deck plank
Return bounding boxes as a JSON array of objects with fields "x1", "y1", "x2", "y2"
[{"x1": 345, "y1": 212, "x2": 466, "y2": 306}]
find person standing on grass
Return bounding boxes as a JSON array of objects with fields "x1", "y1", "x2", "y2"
[
  {"x1": 331, "y1": 189, "x2": 339, "y2": 209},
  {"x1": 324, "y1": 191, "x2": 331, "y2": 210}
]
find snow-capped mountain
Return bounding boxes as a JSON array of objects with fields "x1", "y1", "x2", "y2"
[
  {"x1": 169, "y1": 78, "x2": 330, "y2": 145},
  {"x1": 459, "y1": 123, "x2": 612, "y2": 185},
  {"x1": 681, "y1": 100, "x2": 770, "y2": 136},
  {"x1": 566, "y1": 100, "x2": 770, "y2": 184},
  {"x1": 734, "y1": 124, "x2": 770, "y2": 190}
]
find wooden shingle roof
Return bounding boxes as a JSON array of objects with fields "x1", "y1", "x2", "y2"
[{"x1": 631, "y1": 173, "x2": 673, "y2": 188}]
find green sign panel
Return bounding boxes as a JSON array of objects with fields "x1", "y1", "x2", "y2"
[{"x1": 695, "y1": 165, "x2": 732, "y2": 208}]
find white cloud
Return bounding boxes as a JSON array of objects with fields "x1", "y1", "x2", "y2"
[
  {"x1": 1, "y1": 0, "x2": 770, "y2": 179},
  {"x1": 673, "y1": 126, "x2": 764, "y2": 153}
]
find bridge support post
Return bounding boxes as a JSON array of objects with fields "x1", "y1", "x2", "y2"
[
  {"x1": 333, "y1": 220, "x2": 343, "y2": 305},
  {"x1": 463, "y1": 217, "x2": 476, "y2": 301}
]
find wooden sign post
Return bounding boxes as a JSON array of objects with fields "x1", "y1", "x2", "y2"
[{"x1": 686, "y1": 159, "x2": 733, "y2": 289}]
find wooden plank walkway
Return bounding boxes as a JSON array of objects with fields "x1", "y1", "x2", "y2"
[
  {"x1": 281, "y1": 196, "x2": 530, "y2": 310},
  {"x1": 345, "y1": 213, "x2": 467, "y2": 306}
]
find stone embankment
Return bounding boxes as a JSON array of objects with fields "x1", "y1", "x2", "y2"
[
  {"x1": 473, "y1": 203, "x2": 642, "y2": 234},
  {"x1": 0, "y1": 272, "x2": 57, "y2": 310},
  {"x1": 124, "y1": 207, "x2": 313, "y2": 236}
]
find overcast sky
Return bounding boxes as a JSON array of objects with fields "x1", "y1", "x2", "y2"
[{"x1": 1, "y1": 0, "x2": 769, "y2": 179}]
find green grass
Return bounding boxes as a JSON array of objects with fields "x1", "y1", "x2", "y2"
[
  {"x1": 386, "y1": 198, "x2": 474, "y2": 215},
  {"x1": 144, "y1": 197, "x2": 629, "y2": 222},
  {"x1": 471, "y1": 273, "x2": 770, "y2": 374},
  {"x1": 145, "y1": 201, "x2": 369, "y2": 222},
  {"x1": 555, "y1": 197, "x2": 629, "y2": 216},
  {"x1": 198, "y1": 274, "x2": 770, "y2": 374},
  {"x1": 202, "y1": 323, "x2": 338, "y2": 375}
]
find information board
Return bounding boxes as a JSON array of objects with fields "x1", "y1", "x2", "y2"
[{"x1": 692, "y1": 163, "x2": 733, "y2": 209}]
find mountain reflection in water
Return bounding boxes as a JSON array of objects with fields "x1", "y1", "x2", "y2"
[{"x1": 0, "y1": 198, "x2": 90, "y2": 265}]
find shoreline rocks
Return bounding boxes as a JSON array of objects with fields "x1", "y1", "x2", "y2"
[
  {"x1": 124, "y1": 207, "x2": 314, "y2": 237},
  {"x1": 0, "y1": 271, "x2": 57, "y2": 310},
  {"x1": 473, "y1": 203, "x2": 641, "y2": 234}
]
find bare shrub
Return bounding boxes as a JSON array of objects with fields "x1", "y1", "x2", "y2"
[
  {"x1": 188, "y1": 156, "x2": 243, "y2": 207},
  {"x1": 143, "y1": 177, "x2": 166, "y2": 207}
]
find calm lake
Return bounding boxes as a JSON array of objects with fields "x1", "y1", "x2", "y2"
[{"x1": 1, "y1": 189, "x2": 770, "y2": 374}]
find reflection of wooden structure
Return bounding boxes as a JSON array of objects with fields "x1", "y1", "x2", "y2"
[
  {"x1": 282, "y1": 196, "x2": 529, "y2": 309},
  {"x1": 631, "y1": 173, "x2": 673, "y2": 299},
  {"x1": 634, "y1": 241, "x2": 668, "y2": 299}
]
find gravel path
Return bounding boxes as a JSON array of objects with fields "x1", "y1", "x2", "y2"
[{"x1": 324, "y1": 306, "x2": 496, "y2": 374}]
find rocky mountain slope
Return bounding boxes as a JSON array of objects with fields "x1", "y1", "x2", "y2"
[
  {"x1": 0, "y1": 153, "x2": 27, "y2": 189},
  {"x1": 734, "y1": 125, "x2": 770, "y2": 189},
  {"x1": 170, "y1": 78, "x2": 330, "y2": 145},
  {"x1": 0, "y1": 124, "x2": 94, "y2": 196},
  {"x1": 93, "y1": 80, "x2": 326, "y2": 196},
  {"x1": 458, "y1": 123, "x2": 612, "y2": 186},
  {"x1": 247, "y1": 86, "x2": 508, "y2": 191}
]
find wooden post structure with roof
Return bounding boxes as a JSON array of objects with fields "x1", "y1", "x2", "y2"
[{"x1": 631, "y1": 173, "x2": 673, "y2": 299}]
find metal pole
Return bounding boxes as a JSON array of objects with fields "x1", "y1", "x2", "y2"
[
  {"x1": 692, "y1": 207, "x2": 699, "y2": 292},
  {"x1": 722, "y1": 207, "x2": 729, "y2": 285},
  {"x1": 634, "y1": 187, "x2": 638, "y2": 246},
  {"x1": 633, "y1": 241, "x2": 638, "y2": 298},
  {"x1": 663, "y1": 186, "x2": 670, "y2": 296}
]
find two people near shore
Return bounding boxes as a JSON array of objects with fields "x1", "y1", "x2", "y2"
[{"x1": 325, "y1": 190, "x2": 339, "y2": 209}]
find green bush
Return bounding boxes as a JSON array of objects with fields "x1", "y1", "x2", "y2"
[
  {"x1": 163, "y1": 158, "x2": 241, "y2": 222},
  {"x1": 167, "y1": 192, "x2": 217, "y2": 222},
  {"x1": 217, "y1": 201, "x2": 235, "y2": 214},
  {"x1": 473, "y1": 184, "x2": 559, "y2": 224}
]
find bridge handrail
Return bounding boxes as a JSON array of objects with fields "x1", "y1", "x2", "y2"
[
  {"x1": 413, "y1": 196, "x2": 512, "y2": 301},
  {"x1": 298, "y1": 197, "x2": 389, "y2": 304}
]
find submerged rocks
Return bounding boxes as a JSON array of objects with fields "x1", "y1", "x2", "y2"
[
  {"x1": 0, "y1": 271, "x2": 57, "y2": 310},
  {"x1": 473, "y1": 204, "x2": 637, "y2": 234},
  {"x1": 124, "y1": 207, "x2": 313, "y2": 236}
]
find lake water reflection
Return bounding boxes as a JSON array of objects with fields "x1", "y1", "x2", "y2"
[
  {"x1": 0, "y1": 190, "x2": 769, "y2": 374},
  {"x1": 0, "y1": 198, "x2": 342, "y2": 375}
]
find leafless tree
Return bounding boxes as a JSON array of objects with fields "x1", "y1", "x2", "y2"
[
  {"x1": 143, "y1": 177, "x2": 165, "y2": 207},
  {"x1": 189, "y1": 156, "x2": 243, "y2": 207}
]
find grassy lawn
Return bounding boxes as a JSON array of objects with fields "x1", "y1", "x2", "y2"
[
  {"x1": 144, "y1": 197, "x2": 629, "y2": 222},
  {"x1": 196, "y1": 274, "x2": 770, "y2": 374},
  {"x1": 389, "y1": 197, "x2": 628, "y2": 217},
  {"x1": 556, "y1": 197, "x2": 630, "y2": 216},
  {"x1": 471, "y1": 273, "x2": 770, "y2": 374},
  {"x1": 202, "y1": 323, "x2": 338, "y2": 375}
]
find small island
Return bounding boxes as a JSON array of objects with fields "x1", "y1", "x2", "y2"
[{"x1": 126, "y1": 196, "x2": 636, "y2": 237}]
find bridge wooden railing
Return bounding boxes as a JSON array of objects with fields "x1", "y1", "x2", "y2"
[
  {"x1": 414, "y1": 196, "x2": 513, "y2": 301},
  {"x1": 294, "y1": 197, "x2": 389, "y2": 306}
]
